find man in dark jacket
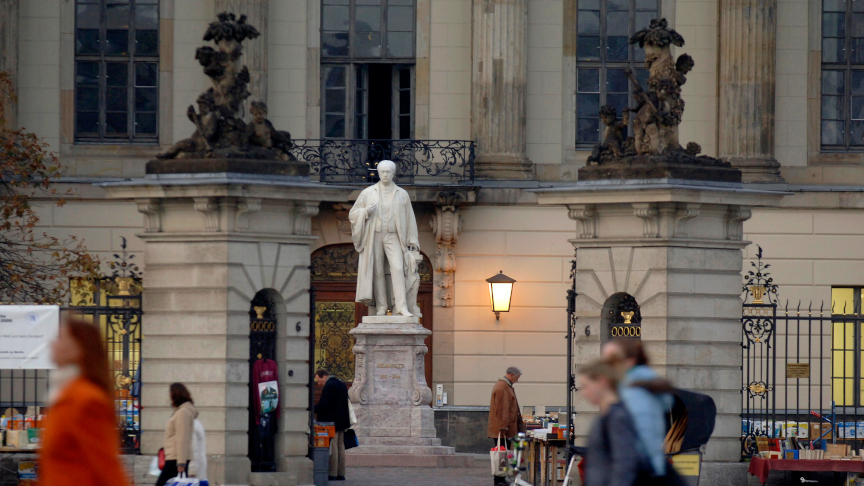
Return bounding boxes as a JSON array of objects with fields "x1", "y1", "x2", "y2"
[
  {"x1": 314, "y1": 369, "x2": 350, "y2": 481},
  {"x1": 487, "y1": 366, "x2": 526, "y2": 485}
]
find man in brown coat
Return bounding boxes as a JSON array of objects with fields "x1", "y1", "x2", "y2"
[{"x1": 488, "y1": 366, "x2": 526, "y2": 485}]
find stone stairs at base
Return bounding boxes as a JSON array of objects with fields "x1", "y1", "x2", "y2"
[{"x1": 345, "y1": 451, "x2": 482, "y2": 467}]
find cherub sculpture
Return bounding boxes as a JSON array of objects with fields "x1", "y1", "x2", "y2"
[
  {"x1": 156, "y1": 13, "x2": 294, "y2": 161},
  {"x1": 246, "y1": 101, "x2": 293, "y2": 156},
  {"x1": 587, "y1": 105, "x2": 634, "y2": 165}
]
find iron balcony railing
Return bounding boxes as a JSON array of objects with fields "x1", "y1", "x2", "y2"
[{"x1": 288, "y1": 139, "x2": 475, "y2": 185}]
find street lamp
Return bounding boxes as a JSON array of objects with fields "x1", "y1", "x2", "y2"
[{"x1": 486, "y1": 271, "x2": 516, "y2": 320}]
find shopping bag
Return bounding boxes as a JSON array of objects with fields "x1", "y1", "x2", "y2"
[
  {"x1": 147, "y1": 456, "x2": 161, "y2": 477},
  {"x1": 158, "y1": 447, "x2": 166, "y2": 469},
  {"x1": 344, "y1": 428, "x2": 360, "y2": 450},
  {"x1": 348, "y1": 399, "x2": 358, "y2": 426},
  {"x1": 165, "y1": 472, "x2": 200, "y2": 486},
  {"x1": 490, "y1": 433, "x2": 508, "y2": 477}
]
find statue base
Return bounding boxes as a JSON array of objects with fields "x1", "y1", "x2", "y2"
[
  {"x1": 580, "y1": 153, "x2": 742, "y2": 183},
  {"x1": 347, "y1": 315, "x2": 455, "y2": 458},
  {"x1": 146, "y1": 158, "x2": 309, "y2": 177}
]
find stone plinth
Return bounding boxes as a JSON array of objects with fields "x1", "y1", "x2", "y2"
[
  {"x1": 533, "y1": 180, "x2": 788, "y2": 461},
  {"x1": 100, "y1": 171, "x2": 349, "y2": 486},
  {"x1": 348, "y1": 316, "x2": 457, "y2": 461}
]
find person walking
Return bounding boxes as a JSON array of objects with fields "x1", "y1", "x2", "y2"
[
  {"x1": 579, "y1": 360, "x2": 649, "y2": 486},
  {"x1": 156, "y1": 383, "x2": 198, "y2": 486},
  {"x1": 314, "y1": 369, "x2": 350, "y2": 481},
  {"x1": 39, "y1": 317, "x2": 130, "y2": 486},
  {"x1": 487, "y1": 366, "x2": 526, "y2": 485},
  {"x1": 602, "y1": 339, "x2": 674, "y2": 478}
]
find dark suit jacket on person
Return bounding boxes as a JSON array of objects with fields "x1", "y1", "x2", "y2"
[
  {"x1": 585, "y1": 402, "x2": 668, "y2": 486},
  {"x1": 487, "y1": 377, "x2": 526, "y2": 439},
  {"x1": 315, "y1": 376, "x2": 351, "y2": 431}
]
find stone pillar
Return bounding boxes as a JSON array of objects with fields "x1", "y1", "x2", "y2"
[
  {"x1": 216, "y1": 0, "x2": 268, "y2": 106},
  {"x1": 535, "y1": 181, "x2": 785, "y2": 461},
  {"x1": 0, "y1": 0, "x2": 18, "y2": 128},
  {"x1": 471, "y1": 0, "x2": 534, "y2": 180},
  {"x1": 103, "y1": 170, "x2": 348, "y2": 485},
  {"x1": 718, "y1": 0, "x2": 783, "y2": 182}
]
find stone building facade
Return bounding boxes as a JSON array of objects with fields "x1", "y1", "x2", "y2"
[{"x1": 1, "y1": 0, "x2": 863, "y2": 480}]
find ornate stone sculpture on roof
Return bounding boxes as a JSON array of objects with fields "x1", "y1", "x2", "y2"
[
  {"x1": 157, "y1": 13, "x2": 293, "y2": 160},
  {"x1": 582, "y1": 18, "x2": 741, "y2": 182}
]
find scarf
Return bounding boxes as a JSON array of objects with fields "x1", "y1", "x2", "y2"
[{"x1": 48, "y1": 365, "x2": 81, "y2": 406}]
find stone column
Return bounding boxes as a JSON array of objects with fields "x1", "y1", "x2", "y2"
[
  {"x1": 471, "y1": 0, "x2": 534, "y2": 180},
  {"x1": 0, "y1": 0, "x2": 18, "y2": 128},
  {"x1": 718, "y1": 0, "x2": 783, "y2": 182},
  {"x1": 535, "y1": 181, "x2": 786, "y2": 461},
  {"x1": 216, "y1": 0, "x2": 268, "y2": 106},
  {"x1": 103, "y1": 170, "x2": 348, "y2": 485}
]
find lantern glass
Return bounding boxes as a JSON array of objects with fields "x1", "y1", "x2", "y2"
[{"x1": 489, "y1": 282, "x2": 513, "y2": 313}]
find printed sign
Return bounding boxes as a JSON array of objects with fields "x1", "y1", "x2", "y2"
[
  {"x1": 786, "y1": 363, "x2": 810, "y2": 379},
  {"x1": 0, "y1": 306, "x2": 59, "y2": 370},
  {"x1": 258, "y1": 380, "x2": 279, "y2": 414}
]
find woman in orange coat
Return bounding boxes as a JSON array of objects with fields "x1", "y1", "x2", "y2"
[{"x1": 39, "y1": 317, "x2": 129, "y2": 486}]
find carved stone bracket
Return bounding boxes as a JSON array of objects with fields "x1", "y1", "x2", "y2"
[
  {"x1": 135, "y1": 198, "x2": 162, "y2": 233},
  {"x1": 633, "y1": 203, "x2": 660, "y2": 238},
  {"x1": 725, "y1": 205, "x2": 752, "y2": 240},
  {"x1": 674, "y1": 203, "x2": 701, "y2": 238},
  {"x1": 294, "y1": 202, "x2": 320, "y2": 236},
  {"x1": 568, "y1": 204, "x2": 598, "y2": 239},
  {"x1": 193, "y1": 197, "x2": 220, "y2": 232},
  {"x1": 430, "y1": 192, "x2": 464, "y2": 307},
  {"x1": 234, "y1": 197, "x2": 262, "y2": 233},
  {"x1": 412, "y1": 345, "x2": 433, "y2": 406},
  {"x1": 332, "y1": 203, "x2": 353, "y2": 236},
  {"x1": 348, "y1": 346, "x2": 368, "y2": 405}
]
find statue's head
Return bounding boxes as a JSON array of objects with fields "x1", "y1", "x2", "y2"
[
  {"x1": 250, "y1": 100, "x2": 268, "y2": 121},
  {"x1": 197, "y1": 90, "x2": 217, "y2": 113},
  {"x1": 599, "y1": 105, "x2": 617, "y2": 124},
  {"x1": 377, "y1": 160, "x2": 397, "y2": 184}
]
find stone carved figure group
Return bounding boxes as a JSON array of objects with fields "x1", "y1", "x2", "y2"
[
  {"x1": 158, "y1": 13, "x2": 292, "y2": 160},
  {"x1": 588, "y1": 18, "x2": 704, "y2": 165}
]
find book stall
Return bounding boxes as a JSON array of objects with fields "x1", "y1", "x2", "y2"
[
  {"x1": 520, "y1": 408, "x2": 572, "y2": 486},
  {"x1": 745, "y1": 418, "x2": 864, "y2": 485}
]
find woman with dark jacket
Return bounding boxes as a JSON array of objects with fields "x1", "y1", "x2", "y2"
[{"x1": 156, "y1": 383, "x2": 198, "y2": 486}]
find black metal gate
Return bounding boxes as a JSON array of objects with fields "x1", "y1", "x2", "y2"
[{"x1": 741, "y1": 247, "x2": 858, "y2": 459}]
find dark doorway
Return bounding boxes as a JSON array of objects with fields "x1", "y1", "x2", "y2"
[
  {"x1": 367, "y1": 64, "x2": 393, "y2": 140},
  {"x1": 248, "y1": 291, "x2": 278, "y2": 472}
]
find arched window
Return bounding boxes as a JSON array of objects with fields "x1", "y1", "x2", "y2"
[{"x1": 600, "y1": 292, "x2": 642, "y2": 342}]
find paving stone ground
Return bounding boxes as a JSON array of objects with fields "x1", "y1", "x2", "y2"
[{"x1": 340, "y1": 465, "x2": 493, "y2": 486}]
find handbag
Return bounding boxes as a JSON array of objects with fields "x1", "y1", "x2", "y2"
[
  {"x1": 344, "y1": 428, "x2": 360, "y2": 450},
  {"x1": 158, "y1": 448, "x2": 166, "y2": 470},
  {"x1": 490, "y1": 433, "x2": 508, "y2": 477},
  {"x1": 348, "y1": 399, "x2": 358, "y2": 426}
]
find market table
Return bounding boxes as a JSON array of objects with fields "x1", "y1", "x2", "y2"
[
  {"x1": 527, "y1": 436, "x2": 568, "y2": 486},
  {"x1": 749, "y1": 457, "x2": 864, "y2": 485}
]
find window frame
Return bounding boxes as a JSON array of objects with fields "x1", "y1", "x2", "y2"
[
  {"x1": 819, "y1": 0, "x2": 864, "y2": 152},
  {"x1": 831, "y1": 286, "x2": 864, "y2": 407},
  {"x1": 573, "y1": 0, "x2": 659, "y2": 148},
  {"x1": 321, "y1": 0, "x2": 416, "y2": 61},
  {"x1": 320, "y1": 62, "x2": 415, "y2": 140},
  {"x1": 74, "y1": 0, "x2": 160, "y2": 145}
]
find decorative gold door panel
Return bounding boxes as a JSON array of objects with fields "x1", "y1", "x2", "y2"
[{"x1": 314, "y1": 301, "x2": 359, "y2": 383}]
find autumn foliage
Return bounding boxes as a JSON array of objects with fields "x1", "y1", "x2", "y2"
[{"x1": 0, "y1": 71, "x2": 100, "y2": 304}]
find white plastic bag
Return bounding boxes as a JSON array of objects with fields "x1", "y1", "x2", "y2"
[
  {"x1": 147, "y1": 456, "x2": 161, "y2": 477},
  {"x1": 165, "y1": 475, "x2": 199, "y2": 486},
  {"x1": 348, "y1": 399, "x2": 358, "y2": 426}
]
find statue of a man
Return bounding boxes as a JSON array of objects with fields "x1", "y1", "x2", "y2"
[{"x1": 349, "y1": 160, "x2": 420, "y2": 317}]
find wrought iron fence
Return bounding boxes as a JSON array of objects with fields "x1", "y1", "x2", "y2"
[
  {"x1": 740, "y1": 246, "x2": 861, "y2": 460},
  {"x1": 288, "y1": 139, "x2": 475, "y2": 184}
]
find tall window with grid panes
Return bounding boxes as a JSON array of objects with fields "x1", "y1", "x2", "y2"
[
  {"x1": 575, "y1": 0, "x2": 658, "y2": 146},
  {"x1": 830, "y1": 287, "x2": 864, "y2": 406},
  {"x1": 820, "y1": 0, "x2": 864, "y2": 151},
  {"x1": 74, "y1": 0, "x2": 159, "y2": 143},
  {"x1": 321, "y1": 0, "x2": 415, "y2": 140}
]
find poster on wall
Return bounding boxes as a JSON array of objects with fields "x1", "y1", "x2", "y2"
[
  {"x1": 258, "y1": 381, "x2": 279, "y2": 414},
  {"x1": 0, "y1": 306, "x2": 59, "y2": 370}
]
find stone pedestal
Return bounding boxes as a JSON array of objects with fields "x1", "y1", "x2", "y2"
[
  {"x1": 718, "y1": 0, "x2": 784, "y2": 183},
  {"x1": 348, "y1": 316, "x2": 458, "y2": 460},
  {"x1": 471, "y1": 0, "x2": 534, "y2": 180},
  {"x1": 101, "y1": 167, "x2": 349, "y2": 486},
  {"x1": 534, "y1": 180, "x2": 787, "y2": 461}
]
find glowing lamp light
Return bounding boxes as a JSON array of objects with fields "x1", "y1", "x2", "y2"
[{"x1": 486, "y1": 271, "x2": 516, "y2": 320}]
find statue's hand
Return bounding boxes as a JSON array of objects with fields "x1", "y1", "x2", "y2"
[
  {"x1": 408, "y1": 244, "x2": 418, "y2": 252},
  {"x1": 367, "y1": 202, "x2": 378, "y2": 217}
]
